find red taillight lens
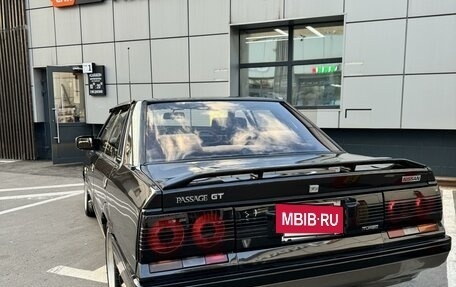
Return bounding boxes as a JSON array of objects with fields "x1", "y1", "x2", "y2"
[
  {"x1": 192, "y1": 213, "x2": 225, "y2": 249},
  {"x1": 148, "y1": 218, "x2": 184, "y2": 254},
  {"x1": 140, "y1": 208, "x2": 234, "y2": 263},
  {"x1": 385, "y1": 187, "x2": 442, "y2": 228}
]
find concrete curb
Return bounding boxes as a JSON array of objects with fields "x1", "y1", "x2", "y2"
[{"x1": 436, "y1": 177, "x2": 456, "y2": 188}]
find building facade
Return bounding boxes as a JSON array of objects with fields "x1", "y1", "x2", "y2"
[{"x1": 13, "y1": 0, "x2": 456, "y2": 175}]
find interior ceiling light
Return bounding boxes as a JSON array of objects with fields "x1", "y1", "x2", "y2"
[
  {"x1": 274, "y1": 28, "x2": 288, "y2": 36},
  {"x1": 245, "y1": 34, "x2": 287, "y2": 40},
  {"x1": 306, "y1": 26, "x2": 325, "y2": 38},
  {"x1": 245, "y1": 28, "x2": 288, "y2": 41}
]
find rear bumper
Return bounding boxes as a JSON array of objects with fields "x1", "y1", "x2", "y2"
[{"x1": 123, "y1": 235, "x2": 451, "y2": 287}]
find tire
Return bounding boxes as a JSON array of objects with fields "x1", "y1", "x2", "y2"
[
  {"x1": 106, "y1": 231, "x2": 123, "y2": 287},
  {"x1": 84, "y1": 181, "x2": 95, "y2": 217}
]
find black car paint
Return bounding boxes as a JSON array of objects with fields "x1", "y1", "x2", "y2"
[
  {"x1": 137, "y1": 236, "x2": 451, "y2": 287},
  {"x1": 80, "y1": 99, "x2": 450, "y2": 287},
  {"x1": 142, "y1": 153, "x2": 433, "y2": 211}
]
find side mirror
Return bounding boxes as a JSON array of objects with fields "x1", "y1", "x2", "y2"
[{"x1": 75, "y1": 135, "x2": 95, "y2": 150}]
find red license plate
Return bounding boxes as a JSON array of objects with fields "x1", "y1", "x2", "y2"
[{"x1": 276, "y1": 204, "x2": 344, "y2": 235}]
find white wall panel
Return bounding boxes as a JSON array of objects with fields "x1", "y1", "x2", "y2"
[
  {"x1": 150, "y1": 0, "x2": 188, "y2": 38},
  {"x1": 153, "y1": 84, "x2": 190, "y2": 99},
  {"x1": 345, "y1": 0, "x2": 407, "y2": 22},
  {"x1": 29, "y1": 0, "x2": 51, "y2": 9},
  {"x1": 231, "y1": 0, "x2": 283, "y2": 24},
  {"x1": 85, "y1": 85, "x2": 118, "y2": 124},
  {"x1": 83, "y1": 43, "x2": 116, "y2": 84},
  {"x1": 190, "y1": 35, "x2": 229, "y2": 82},
  {"x1": 340, "y1": 76, "x2": 403, "y2": 128},
  {"x1": 405, "y1": 15, "x2": 456, "y2": 74},
  {"x1": 33, "y1": 48, "x2": 57, "y2": 67},
  {"x1": 117, "y1": 84, "x2": 153, "y2": 103},
  {"x1": 29, "y1": 8, "x2": 55, "y2": 48},
  {"x1": 190, "y1": 82, "x2": 229, "y2": 98},
  {"x1": 115, "y1": 41, "x2": 151, "y2": 84},
  {"x1": 114, "y1": 0, "x2": 149, "y2": 41},
  {"x1": 402, "y1": 74, "x2": 456, "y2": 130},
  {"x1": 285, "y1": 0, "x2": 343, "y2": 19},
  {"x1": 81, "y1": 1, "x2": 114, "y2": 43},
  {"x1": 189, "y1": 0, "x2": 229, "y2": 35},
  {"x1": 151, "y1": 38, "x2": 189, "y2": 83},
  {"x1": 57, "y1": 45, "x2": 82, "y2": 65},
  {"x1": 344, "y1": 20, "x2": 406, "y2": 76},
  {"x1": 300, "y1": 110, "x2": 340, "y2": 128},
  {"x1": 54, "y1": 6, "x2": 81, "y2": 46},
  {"x1": 409, "y1": 0, "x2": 456, "y2": 17}
]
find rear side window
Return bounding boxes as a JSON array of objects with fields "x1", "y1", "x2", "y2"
[{"x1": 99, "y1": 110, "x2": 129, "y2": 159}]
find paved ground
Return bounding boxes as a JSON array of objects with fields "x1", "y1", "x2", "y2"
[
  {"x1": 0, "y1": 160, "x2": 105, "y2": 287},
  {"x1": 0, "y1": 160, "x2": 454, "y2": 287}
]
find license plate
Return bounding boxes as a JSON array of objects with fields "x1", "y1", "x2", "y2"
[{"x1": 276, "y1": 204, "x2": 344, "y2": 235}]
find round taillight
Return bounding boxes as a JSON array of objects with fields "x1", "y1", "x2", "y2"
[
  {"x1": 388, "y1": 200, "x2": 396, "y2": 212},
  {"x1": 192, "y1": 213, "x2": 225, "y2": 249},
  {"x1": 387, "y1": 200, "x2": 397, "y2": 224},
  {"x1": 149, "y1": 219, "x2": 184, "y2": 254},
  {"x1": 415, "y1": 191, "x2": 423, "y2": 208},
  {"x1": 414, "y1": 191, "x2": 427, "y2": 220}
]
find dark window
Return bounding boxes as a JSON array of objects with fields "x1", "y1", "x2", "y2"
[
  {"x1": 239, "y1": 22, "x2": 343, "y2": 109},
  {"x1": 99, "y1": 110, "x2": 128, "y2": 159}
]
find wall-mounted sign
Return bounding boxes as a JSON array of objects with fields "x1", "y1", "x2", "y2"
[
  {"x1": 51, "y1": 0, "x2": 75, "y2": 7},
  {"x1": 82, "y1": 63, "x2": 93, "y2": 74},
  {"x1": 51, "y1": 0, "x2": 104, "y2": 8},
  {"x1": 88, "y1": 66, "x2": 106, "y2": 96}
]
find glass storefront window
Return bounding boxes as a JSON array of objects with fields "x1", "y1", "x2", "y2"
[
  {"x1": 239, "y1": 22, "x2": 343, "y2": 109},
  {"x1": 293, "y1": 24, "x2": 343, "y2": 61},
  {"x1": 240, "y1": 67, "x2": 287, "y2": 99},
  {"x1": 292, "y1": 64, "x2": 341, "y2": 107},
  {"x1": 240, "y1": 28, "x2": 289, "y2": 64}
]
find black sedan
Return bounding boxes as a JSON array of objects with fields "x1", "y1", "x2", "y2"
[{"x1": 76, "y1": 98, "x2": 451, "y2": 287}]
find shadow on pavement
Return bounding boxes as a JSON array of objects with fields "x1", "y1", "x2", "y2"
[{"x1": 0, "y1": 160, "x2": 82, "y2": 178}]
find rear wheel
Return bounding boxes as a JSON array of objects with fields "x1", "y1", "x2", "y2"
[
  {"x1": 84, "y1": 181, "x2": 95, "y2": 217},
  {"x1": 106, "y1": 231, "x2": 122, "y2": 287}
]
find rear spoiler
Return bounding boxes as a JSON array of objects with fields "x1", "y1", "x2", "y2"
[{"x1": 162, "y1": 158, "x2": 429, "y2": 190}]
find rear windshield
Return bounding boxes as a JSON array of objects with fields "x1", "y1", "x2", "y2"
[{"x1": 146, "y1": 101, "x2": 329, "y2": 162}]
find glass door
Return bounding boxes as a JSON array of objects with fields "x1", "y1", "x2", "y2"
[{"x1": 47, "y1": 66, "x2": 93, "y2": 164}]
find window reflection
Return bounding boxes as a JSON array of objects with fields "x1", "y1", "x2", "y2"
[
  {"x1": 240, "y1": 28, "x2": 288, "y2": 64},
  {"x1": 292, "y1": 64, "x2": 341, "y2": 107},
  {"x1": 239, "y1": 23, "x2": 343, "y2": 109},
  {"x1": 53, "y1": 72, "x2": 86, "y2": 123},
  {"x1": 146, "y1": 101, "x2": 329, "y2": 162},
  {"x1": 240, "y1": 67, "x2": 287, "y2": 99},
  {"x1": 293, "y1": 24, "x2": 343, "y2": 61}
]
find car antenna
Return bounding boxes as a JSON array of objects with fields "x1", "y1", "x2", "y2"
[
  {"x1": 128, "y1": 47, "x2": 132, "y2": 102},
  {"x1": 127, "y1": 47, "x2": 135, "y2": 170}
]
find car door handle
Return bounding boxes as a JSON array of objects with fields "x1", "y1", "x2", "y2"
[{"x1": 103, "y1": 177, "x2": 108, "y2": 189}]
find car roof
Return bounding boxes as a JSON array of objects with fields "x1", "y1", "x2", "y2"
[
  {"x1": 109, "y1": 97, "x2": 284, "y2": 113},
  {"x1": 145, "y1": 97, "x2": 284, "y2": 104}
]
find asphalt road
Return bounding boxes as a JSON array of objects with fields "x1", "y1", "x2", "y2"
[{"x1": 0, "y1": 160, "x2": 454, "y2": 287}]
